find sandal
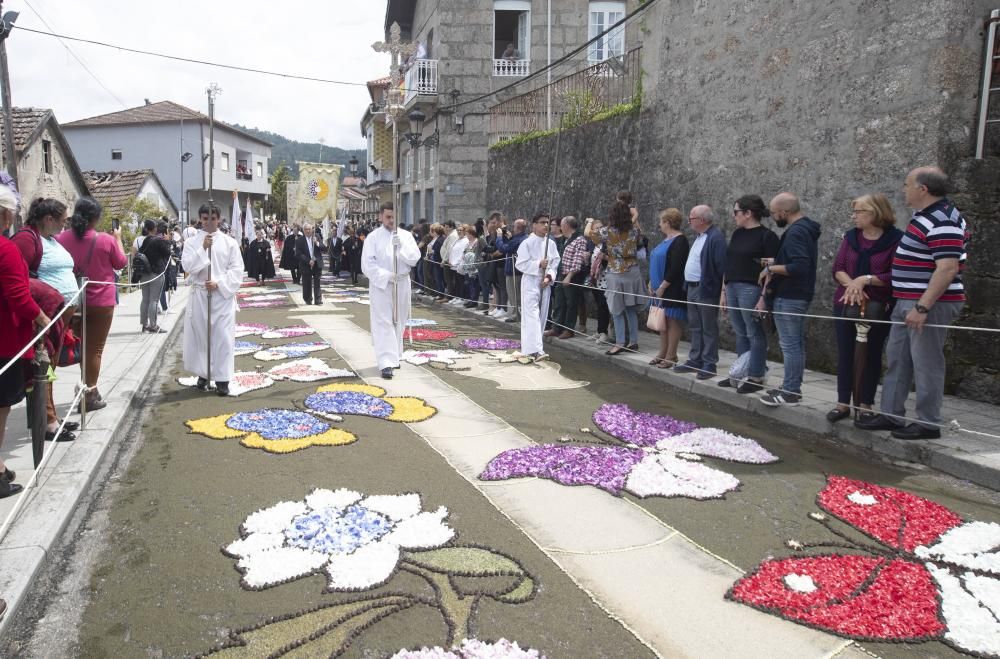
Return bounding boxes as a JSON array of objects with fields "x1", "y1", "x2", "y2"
[
  {"x1": 605, "y1": 346, "x2": 626, "y2": 356},
  {"x1": 626, "y1": 344, "x2": 639, "y2": 351},
  {"x1": 45, "y1": 428, "x2": 77, "y2": 443},
  {"x1": 656, "y1": 359, "x2": 674, "y2": 369},
  {"x1": 649, "y1": 357, "x2": 665, "y2": 366}
]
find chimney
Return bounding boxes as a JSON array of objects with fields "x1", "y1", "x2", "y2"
[{"x1": 144, "y1": 98, "x2": 151, "y2": 105}]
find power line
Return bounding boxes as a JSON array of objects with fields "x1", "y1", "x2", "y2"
[
  {"x1": 14, "y1": 24, "x2": 376, "y2": 89},
  {"x1": 22, "y1": 0, "x2": 127, "y2": 107}
]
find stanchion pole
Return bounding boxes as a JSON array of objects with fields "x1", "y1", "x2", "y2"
[
  {"x1": 30, "y1": 343, "x2": 48, "y2": 467},
  {"x1": 80, "y1": 278, "x2": 88, "y2": 430}
]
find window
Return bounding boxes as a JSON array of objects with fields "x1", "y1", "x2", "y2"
[
  {"x1": 494, "y1": 0, "x2": 530, "y2": 75},
  {"x1": 256, "y1": 162, "x2": 263, "y2": 177},
  {"x1": 111, "y1": 149, "x2": 122, "y2": 160},
  {"x1": 42, "y1": 140, "x2": 52, "y2": 174},
  {"x1": 220, "y1": 152, "x2": 230, "y2": 171},
  {"x1": 588, "y1": 1, "x2": 625, "y2": 62}
]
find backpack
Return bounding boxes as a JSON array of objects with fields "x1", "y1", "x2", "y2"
[{"x1": 131, "y1": 237, "x2": 152, "y2": 283}]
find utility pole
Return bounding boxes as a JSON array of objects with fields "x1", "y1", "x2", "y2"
[
  {"x1": 0, "y1": 2, "x2": 19, "y2": 226},
  {"x1": 206, "y1": 84, "x2": 221, "y2": 205}
]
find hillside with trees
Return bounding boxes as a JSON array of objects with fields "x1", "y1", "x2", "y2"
[{"x1": 232, "y1": 125, "x2": 366, "y2": 179}]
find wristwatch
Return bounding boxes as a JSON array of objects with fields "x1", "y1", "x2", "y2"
[
  {"x1": 865, "y1": 274, "x2": 873, "y2": 285},
  {"x1": 915, "y1": 304, "x2": 930, "y2": 314}
]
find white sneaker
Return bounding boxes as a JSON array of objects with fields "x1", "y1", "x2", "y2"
[
  {"x1": 490, "y1": 308, "x2": 504, "y2": 317},
  {"x1": 448, "y1": 298, "x2": 463, "y2": 306},
  {"x1": 534, "y1": 352, "x2": 550, "y2": 363},
  {"x1": 596, "y1": 333, "x2": 609, "y2": 344}
]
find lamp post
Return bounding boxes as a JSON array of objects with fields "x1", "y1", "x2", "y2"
[
  {"x1": 401, "y1": 110, "x2": 439, "y2": 227},
  {"x1": 180, "y1": 151, "x2": 193, "y2": 224},
  {"x1": 0, "y1": 4, "x2": 19, "y2": 224}
]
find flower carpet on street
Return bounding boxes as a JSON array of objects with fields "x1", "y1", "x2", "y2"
[
  {"x1": 177, "y1": 372, "x2": 276, "y2": 397},
  {"x1": 265, "y1": 358, "x2": 353, "y2": 381},
  {"x1": 403, "y1": 328, "x2": 457, "y2": 342},
  {"x1": 449, "y1": 352, "x2": 590, "y2": 391},
  {"x1": 391, "y1": 638, "x2": 544, "y2": 658},
  {"x1": 186, "y1": 409, "x2": 357, "y2": 454},
  {"x1": 252, "y1": 342, "x2": 331, "y2": 361},
  {"x1": 200, "y1": 488, "x2": 541, "y2": 657},
  {"x1": 406, "y1": 318, "x2": 439, "y2": 327},
  {"x1": 260, "y1": 325, "x2": 316, "y2": 339},
  {"x1": 401, "y1": 349, "x2": 469, "y2": 367},
  {"x1": 239, "y1": 299, "x2": 290, "y2": 309},
  {"x1": 237, "y1": 293, "x2": 287, "y2": 302},
  {"x1": 233, "y1": 341, "x2": 264, "y2": 357},
  {"x1": 305, "y1": 383, "x2": 437, "y2": 423},
  {"x1": 461, "y1": 337, "x2": 520, "y2": 351},
  {"x1": 727, "y1": 475, "x2": 1000, "y2": 657},
  {"x1": 235, "y1": 322, "x2": 270, "y2": 338},
  {"x1": 480, "y1": 403, "x2": 778, "y2": 500}
]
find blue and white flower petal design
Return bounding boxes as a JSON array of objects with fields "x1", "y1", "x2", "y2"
[{"x1": 226, "y1": 489, "x2": 456, "y2": 592}]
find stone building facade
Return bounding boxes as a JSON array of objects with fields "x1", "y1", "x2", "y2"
[
  {"x1": 486, "y1": 0, "x2": 1000, "y2": 401},
  {"x1": 382, "y1": 0, "x2": 641, "y2": 226}
]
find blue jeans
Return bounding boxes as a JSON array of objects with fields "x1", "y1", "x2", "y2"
[
  {"x1": 726, "y1": 282, "x2": 767, "y2": 378},
  {"x1": 432, "y1": 263, "x2": 445, "y2": 294},
  {"x1": 613, "y1": 307, "x2": 639, "y2": 346},
  {"x1": 772, "y1": 297, "x2": 809, "y2": 394}
]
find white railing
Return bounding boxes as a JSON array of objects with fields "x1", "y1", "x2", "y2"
[
  {"x1": 404, "y1": 59, "x2": 438, "y2": 105},
  {"x1": 494, "y1": 59, "x2": 530, "y2": 77}
]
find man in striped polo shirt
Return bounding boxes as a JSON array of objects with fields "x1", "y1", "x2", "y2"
[{"x1": 856, "y1": 167, "x2": 968, "y2": 440}]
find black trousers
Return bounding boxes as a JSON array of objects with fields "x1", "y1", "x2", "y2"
[
  {"x1": 592, "y1": 288, "x2": 610, "y2": 334},
  {"x1": 300, "y1": 260, "x2": 323, "y2": 305},
  {"x1": 834, "y1": 303, "x2": 893, "y2": 406}
]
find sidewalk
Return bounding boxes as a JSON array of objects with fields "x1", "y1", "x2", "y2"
[
  {"x1": 0, "y1": 283, "x2": 189, "y2": 636},
  {"x1": 431, "y1": 298, "x2": 1000, "y2": 491}
]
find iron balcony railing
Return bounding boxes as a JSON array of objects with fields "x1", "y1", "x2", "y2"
[
  {"x1": 404, "y1": 59, "x2": 438, "y2": 105},
  {"x1": 494, "y1": 59, "x2": 530, "y2": 77},
  {"x1": 489, "y1": 47, "x2": 642, "y2": 145}
]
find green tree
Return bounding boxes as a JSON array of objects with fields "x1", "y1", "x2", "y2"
[{"x1": 264, "y1": 163, "x2": 291, "y2": 222}]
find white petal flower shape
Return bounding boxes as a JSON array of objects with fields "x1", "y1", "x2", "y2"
[{"x1": 227, "y1": 489, "x2": 455, "y2": 591}]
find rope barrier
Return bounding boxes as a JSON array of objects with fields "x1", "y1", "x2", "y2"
[
  {"x1": 413, "y1": 282, "x2": 1000, "y2": 443},
  {"x1": 0, "y1": 260, "x2": 172, "y2": 379}
]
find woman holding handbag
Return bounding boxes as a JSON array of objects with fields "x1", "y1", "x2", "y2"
[
  {"x1": 647, "y1": 208, "x2": 689, "y2": 368},
  {"x1": 828, "y1": 194, "x2": 903, "y2": 423}
]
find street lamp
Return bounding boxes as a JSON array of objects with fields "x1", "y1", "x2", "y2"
[
  {"x1": 180, "y1": 151, "x2": 193, "y2": 223},
  {"x1": 348, "y1": 155, "x2": 359, "y2": 177},
  {"x1": 403, "y1": 109, "x2": 439, "y2": 148}
]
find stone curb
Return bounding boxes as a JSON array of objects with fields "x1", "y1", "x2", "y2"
[
  {"x1": 428, "y1": 298, "x2": 1000, "y2": 492},
  {"x1": 0, "y1": 287, "x2": 189, "y2": 638}
]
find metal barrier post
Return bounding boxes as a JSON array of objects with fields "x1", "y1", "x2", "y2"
[
  {"x1": 80, "y1": 277, "x2": 88, "y2": 430},
  {"x1": 30, "y1": 344, "x2": 48, "y2": 467}
]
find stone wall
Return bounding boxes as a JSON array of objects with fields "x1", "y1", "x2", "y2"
[{"x1": 486, "y1": 0, "x2": 1000, "y2": 401}]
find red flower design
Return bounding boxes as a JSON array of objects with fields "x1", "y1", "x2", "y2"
[
  {"x1": 403, "y1": 328, "x2": 456, "y2": 342},
  {"x1": 727, "y1": 475, "x2": 1000, "y2": 656}
]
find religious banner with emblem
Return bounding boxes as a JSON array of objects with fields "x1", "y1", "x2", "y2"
[{"x1": 295, "y1": 162, "x2": 342, "y2": 221}]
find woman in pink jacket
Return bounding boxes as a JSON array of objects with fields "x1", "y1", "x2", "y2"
[{"x1": 56, "y1": 197, "x2": 127, "y2": 412}]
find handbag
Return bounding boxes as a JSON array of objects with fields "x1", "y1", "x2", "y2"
[
  {"x1": 57, "y1": 328, "x2": 81, "y2": 367},
  {"x1": 841, "y1": 299, "x2": 889, "y2": 322},
  {"x1": 646, "y1": 302, "x2": 667, "y2": 332}
]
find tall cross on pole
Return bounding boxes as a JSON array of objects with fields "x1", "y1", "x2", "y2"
[{"x1": 372, "y1": 21, "x2": 417, "y2": 329}]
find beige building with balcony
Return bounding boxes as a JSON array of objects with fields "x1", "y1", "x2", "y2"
[{"x1": 379, "y1": 0, "x2": 640, "y2": 225}]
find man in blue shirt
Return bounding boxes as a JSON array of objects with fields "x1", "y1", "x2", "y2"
[{"x1": 496, "y1": 218, "x2": 528, "y2": 322}]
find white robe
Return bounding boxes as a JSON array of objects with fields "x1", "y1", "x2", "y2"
[
  {"x1": 515, "y1": 233, "x2": 560, "y2": 355},
  {"x1": 361, "y1": 226, "x2": 421, "y2": 370},
  {"x1": 181, "y1": 229, "x2": 244, "y2": 381}
]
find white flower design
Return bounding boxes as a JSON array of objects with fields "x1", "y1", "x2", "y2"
[
  {"x1": 225, "y1": 488, "x2": 455, "y2": 591},
  {"x1": 401, "y1": 349, "x2": 469, "y2": 366}
]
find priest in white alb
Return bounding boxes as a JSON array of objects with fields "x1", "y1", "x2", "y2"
[
  {"x1": 515, "y1": 212, "x2": 560, "y2": 362},
  {"x1": 361, "y1": 202, "x2": 421, "y2": 379},
  {"x1": 181, "y1": 204, "x2": 245, "y2": 396}
]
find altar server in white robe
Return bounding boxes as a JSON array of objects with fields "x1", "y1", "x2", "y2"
[
  {"x1": 515, "y1": 213, "x2": 560, "y2": 362},
  {"x1": 362, "y1": 202, "x2": 421, "y2": 379},
  {"x1": 181, "y1": 204, "x2": 245, "y2": 395}
]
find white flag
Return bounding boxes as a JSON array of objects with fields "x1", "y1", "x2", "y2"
[
  {"x1": 245, "y1": 197, "x2": 254, "y2": 235},
  {"x1": 231, "y1": 192, "x2": 242, "y2": 244}
]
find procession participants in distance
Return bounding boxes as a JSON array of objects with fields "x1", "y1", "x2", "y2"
[
  {"x1": 327, "y1": 229, "x2": 344, "y2": 275},
  {"x1": 515, "y1": 212, "x2": 560, "y2": 362},
  {"x1": 361, "y1": 203, "x2": 421, "y2": 380},
  {"x1": 181, "y1": 204, "x2": 245, "y2": 396},
  {"x1": 279, "y1": 223, "x2": 301, "y2": 284},
  {"x1": 295, "y1": 223, "x2": 325, "y2": 305},
  {"x1": 344, "y1": 226, "x2": 363, "y2": 284},
  {"x1": 247, "y1": 228, "x2": 276, "y2": 283}
]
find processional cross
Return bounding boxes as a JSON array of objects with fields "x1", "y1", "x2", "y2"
[{"x1": 372, "y1": 21, "x2": 417, "y2": 112}]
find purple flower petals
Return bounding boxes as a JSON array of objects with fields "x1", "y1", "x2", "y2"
[
  {"x1": 461, "y1": 337, "x2": 521, "y2": 351},
  {"x1": 593, "y1": 403, "x2": 698, "y2": 447},
  {"x1": 305, "y1": 391, "x2": 394, "y2": 419},
  {"x1": 480, "y1": 445, "x2": 644, "y2": 494}
]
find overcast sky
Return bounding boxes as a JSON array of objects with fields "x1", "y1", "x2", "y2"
[{"x1": 6, "y1": 0, "x2": 389, "y2": 148}]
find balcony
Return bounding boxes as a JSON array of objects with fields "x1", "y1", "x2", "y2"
[
  {"x1": 404, "y1": 59, "x2": 438, "y2": 106},
  {"x1": 236, "y1": 171, "x2": 253, "y2": 182},
  {"x1": 494, "y1": 59, "x2": 530, "y2": 77}
]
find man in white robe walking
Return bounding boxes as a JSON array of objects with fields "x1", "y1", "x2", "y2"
[
  {"x1": 362, "y1": 202, "x2": 421, "y2": 379},
  {"x1": 516, "y1": 212, "x2": 560, "y2": 362},
  {"x1": 181, "y1": 204, "x2": 245, "y2": 395}
]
